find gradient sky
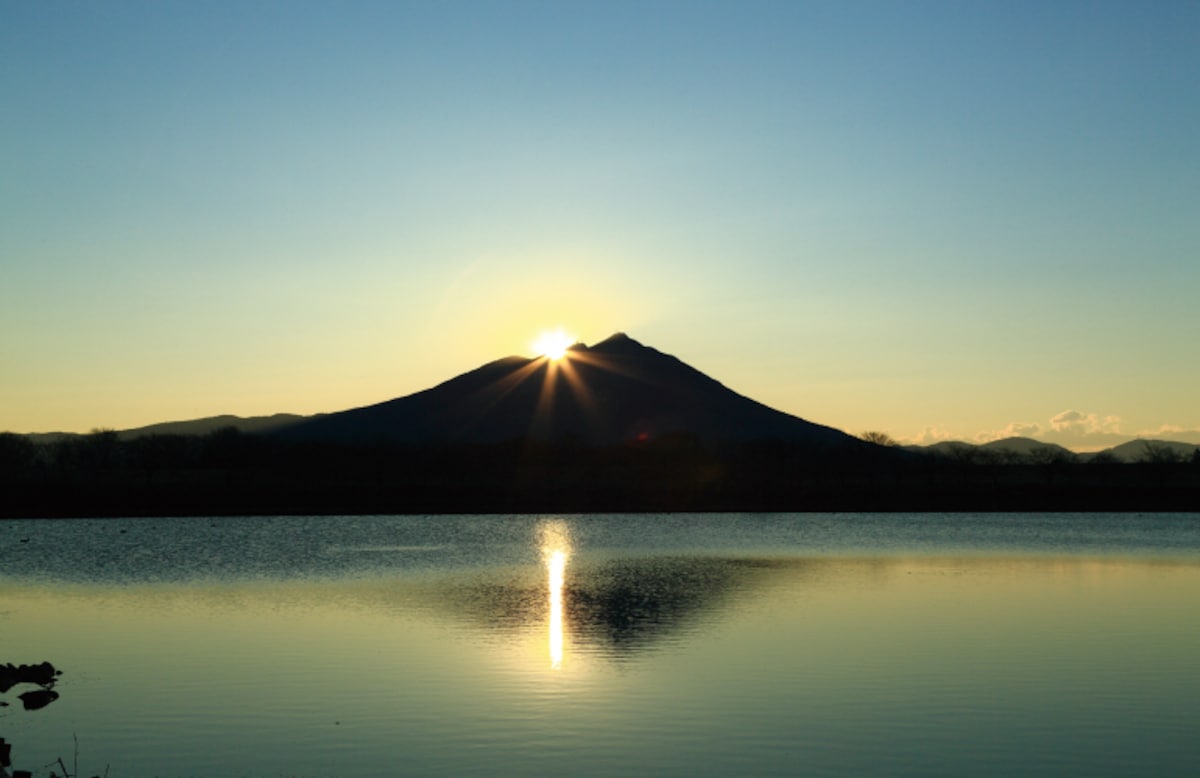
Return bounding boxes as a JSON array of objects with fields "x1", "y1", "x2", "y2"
[{"x1": 3, "y1": 1, "x2": 1198, "y2": 450}]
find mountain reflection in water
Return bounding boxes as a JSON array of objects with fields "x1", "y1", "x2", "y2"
[
  {"x1": 363, "y1": 517, "x2": 799, "y2": 667},
  {"x1": 428, "y1": 554, "x2": 790, "y2": 664}
]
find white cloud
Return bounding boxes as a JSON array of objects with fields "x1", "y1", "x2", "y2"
[
  {"x1": 1134, "y1": 424, "x2": 1200, "y2": 445},
  {"x1": 1049, "y1": 410, "x2": 1087, "y2": 430},
  {"x1": 1049, "y1": 409, "x2": 1122, "y2": 435},
  {"x1": 975, "y1": 421, "x2": 1042, "y2": 443},
  {"x1": 899, "y1": 426, "x2": 956, "y2": 445},
  {"x1": 911, "y1": 412, "x2": 1200, "y2": 453},
  {"x1": 1024, "y1": 410, "x2": 1124, "y2": 451}
]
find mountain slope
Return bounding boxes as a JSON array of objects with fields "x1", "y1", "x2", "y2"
[
  {"x1": 117, "y1": 413, "x2": 310, "y2": 440},
  {"x1": 981, "y1": 437, "x2": 1075, "y2": 457},
  {"x1": 1102, "y1": 439, "x2": 1200, "y2": 463},
  {"x1": 277, "y1": 333, "x2": 860, "y2": 448}
]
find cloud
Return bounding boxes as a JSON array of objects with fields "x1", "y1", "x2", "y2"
[
  {"x1": 975, "y1": 421, "x2": 1042, "y2": 443},
  {"x1": 914, "y1": 411, "x2": 1200, "y2": 453},
  {"x1": 972, "y1": 410, "x2": 1124, "y2": 452},
  {"x1": 1134, "y1": 424, "x2": 1200, "y2": 445},
  {"x1": 899, "y1": 426, "x2": 956, "y2": 445},
  {"x1": 1049, "y1": 410, "x2": 1122, "y2": 434},
  {"x1": 1014, "y1": 409, "x2": 1125, "y2": 451},
  {"x1": 1049, "y1": 410, "x2": 1086, "y2": 430}
]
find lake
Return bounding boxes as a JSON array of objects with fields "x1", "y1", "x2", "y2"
[{"x1": 3, "y1": 513, "x2": 1200, "y2": 777}]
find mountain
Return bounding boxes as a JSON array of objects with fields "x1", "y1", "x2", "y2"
[
  {"x1": 276, "y1": 333, "x2": 862, "y2": 449},
  {"x1": 1101, "y1": 439, "x2": 1200, "y2": 463},
  {"x1": 982, "y1": 437, "x2": 1074, "y2": 456},
  {"x1": 8, "y1": 335, "x2": 1199, "y2": 516},
  {"x1": 16, "y1": 414, "x2": 311, "y2": 443},
  {"x1": 907, "y1": 437, "x2": 1079, "y2": 463},
  {"x1": 117, "y1": 413, "x2": 310, "y2": 440},
  {"x1": 908, "y1": 436, "x2": 1200, "y2": 463},
  {"x1": 982, "y1": 437, "x2": 1077, "y2": 462}
]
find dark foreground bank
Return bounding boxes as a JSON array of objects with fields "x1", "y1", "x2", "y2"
[{"x1": 2, "y1": 430, "x2": 1198, "y2": 516}]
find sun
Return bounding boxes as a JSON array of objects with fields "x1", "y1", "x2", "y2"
[{"x1": 532, "y1": 329, "x2": 575, "y2": 361}]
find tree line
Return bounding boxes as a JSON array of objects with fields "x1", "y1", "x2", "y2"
[{"x1": 1, "y1": 427, "x2": 1198, "y2": 517}]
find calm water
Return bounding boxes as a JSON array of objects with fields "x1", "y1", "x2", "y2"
[{"x1": 2, "y1": 513, "x2": 1199, "y2": 777}]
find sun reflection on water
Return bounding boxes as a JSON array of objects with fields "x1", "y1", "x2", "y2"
[{"x1": 539, "y1": 521, "x2": 572, "y2": 669}]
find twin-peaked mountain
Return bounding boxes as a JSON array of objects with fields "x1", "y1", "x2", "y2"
[
  {"x1": 276, "y1": 333, "x2": 861, "y2": 449},
  {"x1": 9, "y1": 334, "x2": 1196, "y2": 516}
]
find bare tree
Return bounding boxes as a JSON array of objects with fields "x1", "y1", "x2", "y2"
[
  {"x1": 84, "y1": 428, "x2": 121, "y2": 470},
  {"x1": 860, "y1": 431, "x2": 898, "y2": 447},
  {"x1": 1141, "y1": 442, "x2": 1182, "y2": 464},
  {"x1": 1026, "y1": 446, "x2": 1077, "y2": 466},
  {"x1": 0, "y1": 432, "x2": 36, "y2": 475}
]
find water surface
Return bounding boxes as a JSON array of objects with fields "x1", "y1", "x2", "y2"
[{"x1": 2, "y1": 513, "x2": 1199, "y2": 776}]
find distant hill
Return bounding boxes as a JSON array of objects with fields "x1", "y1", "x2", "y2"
[
  {"x1": 910, "y1": 437, "x2": 1077, "y2": 464},
  {"x1": 276, "y1": 333, "x2": 864, "y2": 449},
  {"x1": 981, "y1": 437, "x2": 1075, "y2": 457},
  {"x1": 908, "y1": 441, "x2": 978, "y2": 459},
  {"x1": 18, "y1": 414, "x2": 311, "y2": 443},
  {"x1": 1101, "y1": 439, "x2": 1200, "y2": 463},
  {"x1": 116, "y1": 413, "x2": 311, "y2": 440},
  {"x1": 908, "y1": 436, "x2": 1199, "y2": 464}
]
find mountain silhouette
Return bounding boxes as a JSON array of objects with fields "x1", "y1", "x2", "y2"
[
  {"x1": 118, "y1": 413, "x2": 309, "y2": 440},
  {"x1": 907, "y1": 436, "x2": 1200, "y2": 464},
  {"x1": 277, "y1": 333, "x2": 860, "y2": 448},
  {"x1": 6, "y1": 334, "x2": 1198, "y2": 516},
  {"x1": 1103, "y1": 438, "x2": 1200, "y2": 463}
]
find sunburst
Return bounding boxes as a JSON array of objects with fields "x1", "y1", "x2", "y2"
[{"x1": 532, "y1": 329, "x2": 575, "y2": 361}]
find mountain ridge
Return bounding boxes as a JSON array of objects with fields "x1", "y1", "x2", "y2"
[
  {"x1": 275, "y1": 333, "x2": 861, "y2": 448},
  {"x1": 907, "y1": 436, "x2": 1199, "y2": 463},
  {"x1": 4, "y1": 334, "x2": 1197, "y2": 516},
  {"x1": 7, "y1": 333, "x2": 1198, "y2": 462}
]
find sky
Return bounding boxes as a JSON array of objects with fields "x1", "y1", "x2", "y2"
[{"x1": 3, "y1": 1, "x2": 1198, "y2": 450}]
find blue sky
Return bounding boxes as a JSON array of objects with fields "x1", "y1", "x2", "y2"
[{"x1": 3, "y1": 1, "x2": 1198, "y2": 449}]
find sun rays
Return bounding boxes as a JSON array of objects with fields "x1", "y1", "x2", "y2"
[
  {"x1": 443, "y1": 332, "x2": 655, "y2": 447},
  {"x1": 532, "y1": 329, "x2": 576, "y2": 361}
]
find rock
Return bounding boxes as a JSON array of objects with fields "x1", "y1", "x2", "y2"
[
  {"x1": 17, "y1": 689, "x2": 59, "y2": 711},
  {"x1": 0, "y1": 662, "x2": 60, "y2": 693}
]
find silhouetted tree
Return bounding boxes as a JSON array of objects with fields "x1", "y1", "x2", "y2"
[
  {"x1": 992, "y1": 448, "x2": 1027, "y2": 465},
  {"x1": 48, "y1": 437, "x2": 83, "y2": 480},
  {"x1": 1026, "y1": 446, "x2": 1077, "y2": 466},
  {"x1": 83, "y1": 428, "x2": 122, "y2": 470},
  {"x1": 202, "y1": 426, "x2": 272, "y2": 481},
  {"x1": 0, "y1": 432, "x2": 36, "y2": 476},
  {"x1": 939, "y1": 443, "x2": 996, "y2": 466},
  {"x1": 127, "y1": 433, "x2": 195, "y2": 482},
  {"x1": 1140, "y1": 442, "x2": 1182, "y2": 464},
  {"x1": 860, "y1": 431, "x2": 898, "y2": 447}
]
